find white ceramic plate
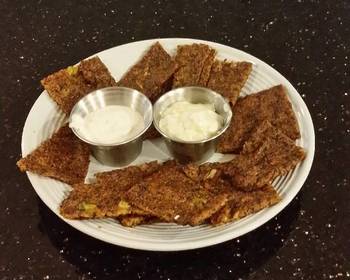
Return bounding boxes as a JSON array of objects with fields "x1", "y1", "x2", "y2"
[{"x1": 21, "y1": 38, "x2": 315, "y2": 251}]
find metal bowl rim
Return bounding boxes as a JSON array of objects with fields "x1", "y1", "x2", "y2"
[
  {"x1": 153, "y1": 86, "x2": 233, "y2": 144},
  {"x1": 69, "y1": 86, "x2": 153, "y2": 147}
]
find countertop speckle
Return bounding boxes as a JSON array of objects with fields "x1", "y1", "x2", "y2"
[{"x1": 1, "y1": 0, "x2": 349, "y2": 279}]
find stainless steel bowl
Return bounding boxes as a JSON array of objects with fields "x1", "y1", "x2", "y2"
[
  {"x1": 153, "y1": 87, "x2": 232, "y2": 163},
  {"x1": 69, "y1": 87, "x2": 153, "y2": 166}
]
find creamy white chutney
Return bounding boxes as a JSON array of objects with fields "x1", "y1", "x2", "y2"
[
  {"x1": 159, "y1": 101, "x2": 223, "y2": 141},
  {"x1": 70, "y1": 105, "x2": 145, "y2": 145}
]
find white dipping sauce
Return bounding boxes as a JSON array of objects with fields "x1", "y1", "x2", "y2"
[
  {"x1": 70, "y1": 105, "x2": 145, "y2": 144},
  {"x1": 159, "y1": 101, "x2": 223, "y2": 141}
]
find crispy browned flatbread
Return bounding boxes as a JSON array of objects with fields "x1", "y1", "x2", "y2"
[
  {"x1": 222, "y1": 121, "x2": 305, "y2": 191},
  {"x1": 60, "y1": 161, "x2": 171, "y2": 219},
  {"x1": 207, "y1": 60, "x2": 252, "y2": 105},
  {"x1": 117, "y1": 42, "x2": 177, "y2": 103},
  {"x1": 181, "y1": 162, "x2": 232, "y2": 196},
  {"x1": 95, "y1": 160, "x2": 161, "y2": 189},
  {"x1": 17, "y1": 125, "x2": 90, "y2": 185},
  {"x1": 59, "y1": 183, "x2": 146, "y2": 219},
  {"x1": 41, "y1": 56, "x2": 116, "y2": 114},
  {"x1": 182, "y1": 162, "x2": 223, "y2": 182},
  {"x1": 183, "y1": 121, "x2": 304, "y2": 192},
  {"x1": 210, "y1": 185, "x2": 281, "y2": 225},
  {"x1": 217, "y1": 85, "x2": 300, "y2": 153},
  {"x1": 197, "y1": 48, "x2": 216, "y2": 86},
  {"x1": 78, "y1": 57, "x2": 117, "y2": 88},
  {"x1": 182, "y1": 157, "x2": 282, "y2": 225},
  {"x1": 41, "y1": 68, "x2": 90, "y2": 115},
  {"x1": 173, "y1": 44, "x2": 216, "y2": 88},
  {"x1": 118, "y1": 215, "x2": 159, "y2": 227},
  {"x1": 124, "y1": 165, "x2": 228, "y2": 225}
]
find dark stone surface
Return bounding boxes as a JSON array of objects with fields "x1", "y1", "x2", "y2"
[{"x1": 1, "y1": 0, "x2": 349, "y2": 279}]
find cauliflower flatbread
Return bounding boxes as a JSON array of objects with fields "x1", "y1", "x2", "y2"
[
  {"x1": 218, "y1": 85, "x2": 300, "y2": 153},
  {"x1": 17, "y1": 125, "x2": 90, "y2": 185}
]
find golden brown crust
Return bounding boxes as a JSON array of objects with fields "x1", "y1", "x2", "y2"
[
  {"x1": 118, "y1": 215, "x2": 159, "y2": 227},
  {"x1": 17, "y1": 125, "x2": 90, "y2": 185},
  {"x1": 60, "y1": 161, "x2": 172, "y2": 219},
  {"x1": 117, "y1": 42, "x2": 177, "y2": 103},
  {"x1": 59, "y1": 183, "x2": 147, "y2": 219},
  {"x1": 124, "y1": 165, "x2": 228, "y2": 226},
  {"x1": 95, "y1": 160, "x2": 161, "y2": 190},
  {"x1": 182, "y1": 162, "x2": 223, "y2": 182},
  {"x1": 181, "y1": 162, "x2": 233, "y2": 197},
  {"x1": 78, "y1": 56, "x2": 117, "y2": 88},
  {"x1": 222, "y1": 121, "x2": 305, "y2": 191},
  {"x1": 183, "y1": 121, "x2": 305, "y2": 192},
  {"x1": 207, "y1": 60, "x2": 252, "y2": 105},
  {"x1": 41, "y1": 56, "x2": 116, "y2": 114},
  {"x1": 197, "y1": 48, "x2": 216, "y2": 86},
  {"x1": 173, "y1": 44, "x2": 216, "y2": 88},
  {"x1": 217, "y1": 85, "x2": 301, "y2": 153},
  {"x1": 210, "y1": 185, "x2": 281, "y2": 225},
  {"x1": 41, "y1": 69, "x2": 91, "y2": 115},
  {"x1": 59, "y1": 148, "x2": 291, "y2": 225}
]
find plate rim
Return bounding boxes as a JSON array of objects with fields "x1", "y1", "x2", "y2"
[{"x1": 21, "y1": 37, "x2": 315, "y2": 251}]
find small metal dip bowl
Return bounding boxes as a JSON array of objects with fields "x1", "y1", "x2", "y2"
[
  {"x1": 153, "y1": 87, "x2": 232, "y2": 163},
  {"x1": 69, "y1": 87, "x2": 152, "y2": 166}
]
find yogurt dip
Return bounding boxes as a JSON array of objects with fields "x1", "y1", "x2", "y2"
[
  {"x1": 158, "y1": 101, "x2": 223, "y2": 142},
  {"x1": 70, "y1": 105, "x2": 145, "y2": 145}
]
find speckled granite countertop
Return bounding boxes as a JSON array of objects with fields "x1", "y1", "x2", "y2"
[{"x1": 1, "y1": 0, "x2": 349, "y2": 279}]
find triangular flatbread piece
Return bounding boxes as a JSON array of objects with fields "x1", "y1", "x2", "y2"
[
  {"x1": 60, "y1": 161, "x2": 163, "y2": 219},
  {"x1": 17, "y1": 125, "x2": 90, "y2": 185},
  {"x1": 207, "y1": 60, "x2": 252, "y2": 106},
  {"x1": 210, "y1": 185, "x2": 281, "y2": 225},
  {"x1": 41, "y1": 57, "x2": 116, "y2": 114},
  {"x1": 173, "y1": 43, "x2": 216, "y2": 88},
  {"x1": 124, "y1": 164, "x2": 228, "y2": 226},
  {"x1": 218, "y1": 85, "x2": 300, "y2": 153},
  {"x1": 222, "y1": 121, "x2": 305, "y2": 191},
  {"x1": 117, "y1": 42, "x2": 177, "y2": 103}
]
